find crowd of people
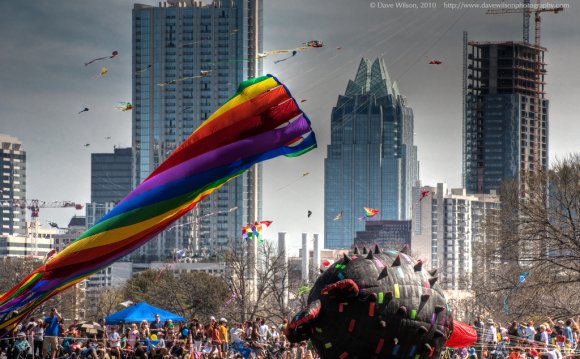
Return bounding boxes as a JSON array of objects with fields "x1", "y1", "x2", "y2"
[
  {"x1": 4, "y1": 307, "x2": 579, "y2": 359},
  {"x1": 454, "y1": 316, "x2": 580, "y2": 359},
  {"x1": 0, "y1": 308, "x2": 317, "y2": 359}
]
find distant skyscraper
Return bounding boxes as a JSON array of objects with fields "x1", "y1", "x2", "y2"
[
  {"x1": 463, "y1": 40, "x2": 548, "y2": 194},
  {"x1": 0, "y1": 134, "x2": 26, "y2": 237},
  {"x1": 91, "y1": 147, "x2": 133, "y2": 204},
  {"x1": 324, "y1": 58, "x2": 418, "y2": 249},
  {"x1": 132, "y1": 0, "x2": 262, "y2": 260}
]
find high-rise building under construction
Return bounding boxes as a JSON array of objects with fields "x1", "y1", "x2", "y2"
[{"x1": 463, "y1": 40, "x2": 548, "y2": 194}]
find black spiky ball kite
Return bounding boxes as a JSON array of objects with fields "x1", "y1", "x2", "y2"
[{"x1": 286, "y1": 245, "x2": 455, "y2": 359}]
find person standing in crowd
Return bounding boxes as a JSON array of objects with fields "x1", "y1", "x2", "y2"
[
  {"x1": 230, "y1": 323, "x2": 244, "y2": 346},
  {"x1": 563, "y1": 319, "x2": 576, "y2": 347},
  {"x1": 525, "y1": 321, "x2": 536, "y2": 343},
  {"x1": 139, "y1": 320, "x2": 150, "y2": 339},
  {"x1": 539, "y1": 325, "x2": 550, "y2": 347},
  {"x1": 30, "y1": 318, "x2": 44, "y2": 358},
  {"x1": 485, "y1": 320, "x2": 498, "y2": 345},
  {"x1": 98, "y1": 318, "x2": 108, "y2": 336},
  {"x1": 210, "y1": 320, "x2": 222, "y2": 358},
  {"x1": 218, "y1": 319, "x2": 228, "y2": 359},
  {"x1": 271, "y1": 325, "x2": 280, "y2": 342},
  {"x1": 129, "y1": 323, "x2": 139, "y2": 348},
  {"x1": 42, "y1": 308, "x2": 62, "y2": 359},
  {"x1": 193, "y1": 322, "x2": 204, "y2": 353},
  {"x1": 258, "y1": 319, "x2": 270, "y2": 344},
  {"x1": 150, "y1": 314, "x2": 164, "y2": 336},
  {"x1": 165, "y1": 319, "x2": 175, "y2": 350}
]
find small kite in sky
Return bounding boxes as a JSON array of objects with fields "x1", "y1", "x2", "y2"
[
  {"x1": 273, "y1": 50, "x2": 298, "y2": 64},
  {"x1": 105, "y1": 136, "x2": 111, "y2": 140},
  {"x1": 300, "y1": 99, "x2": 307, "y2": 103},
  {"x1": 94, "y1": 67, "x2": 108, "y2": 79},
  {"x1": 276, "y1": 171, "x2": 310, "y2": 192},
  {"x1": 157, "y1": 71, "x2": 209, "y2": 86},
  {"x1": 304, "y1": 40, "x2": 324, "y2": 48},
  {"x1": 47, "y1": 221, "x2": 59, "y2": 229},
  {"x1": 420, "y1": 189, "x2": 431, "y2": 201},
  {"x1": 503, "y1": 271, "x2": 529, "y2": 315},
  {"x1": 136, "y1": 64, "x2": 152, "y2": 74},
  {"x1": 242, "y1": 221, "x2": 270, "y2": 243},
  {"x1": 260, "y1": 220, "x2": 273, "y2": 228},
  {"x1": 84, "y1": 143, "x2": 91, "y2": 147},
  {"x1": 308, "y1": 210, "x2": 312, "y2": 218},
  {"x1": 78, "y1": 107, "x2": 89, "y2": 114},
  {"x1": 258, "y1": 40, "x2": 324, "y2": 60},
  {"x1": 429, "y1": 59, "x2": 443, "y2": 65},
  {"x1": 115, "y1": 102, "x2": 133, "y2": 112},
  {"x1": 363, "y1": 207, "x2": 379, "y2": 217},
  {"x1": 85, "y1": 51, "x2": 119, "y2": 66}
]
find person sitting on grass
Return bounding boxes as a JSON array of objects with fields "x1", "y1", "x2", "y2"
[
  {"x1": 134, "y1": 341, "x2": 147, "y2": 359},
  {"x1": 80, "y1": 334, "x2": 99, "y2": 359}
]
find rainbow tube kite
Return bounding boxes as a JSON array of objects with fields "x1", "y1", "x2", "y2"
[{"x1": 0, "y1": 74, "x2": 316, "y2": 331}]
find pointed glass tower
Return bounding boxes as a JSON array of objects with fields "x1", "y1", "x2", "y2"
[{"x1": 324, "y1": 58, "x2": 418, "y2": 249}]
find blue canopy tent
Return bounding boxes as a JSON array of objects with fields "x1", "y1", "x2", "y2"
[{"x1": 105, "y1": 302, "x2": 186, "y2": 325}]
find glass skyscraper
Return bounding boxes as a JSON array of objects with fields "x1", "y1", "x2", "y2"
[
  {"x1": 90, "y1": 148, "x2": 133, "y2": 204},
  {"x1": 324, "y1": 58, "x2": 418, "y2": 249},
  {"x1": 132, "y1": 0, "x2": 262, "y2": 261}
]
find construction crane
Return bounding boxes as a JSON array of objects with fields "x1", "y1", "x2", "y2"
[
  {"x1": 1, "y1": 199, "x2": 84, "y2": 256},
  {"x1": 486, "y1": 0, "x2": 564, "y2": 46},
  {"x1": 486, "y1": 0, "x2": 563, "y2": 175}
]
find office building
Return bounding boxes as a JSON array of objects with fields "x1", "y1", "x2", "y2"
[
  {"x1": 91, "y1": 148, "x2": 133, "y2": 204},
  {"x1": 132, "y1": 0, "x2": 262, "y2": 260},
  {"x1": 354, "y1": 220, "x2": 412, "y2": 251},
  {"x1": 0, "y1": 134, "x2": 26, "y2": 237},
  {"x1": 324, "y1": 58, "x2": 418, "y2": 249},
  {"x1": 412, "y1": 183, "x2": 500, "y2": 290}
]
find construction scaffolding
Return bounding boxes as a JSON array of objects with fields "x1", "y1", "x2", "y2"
[{"x1": 463, "y1": 40, "x2": 548, "y2": 193}]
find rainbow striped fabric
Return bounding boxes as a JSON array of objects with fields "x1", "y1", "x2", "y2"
[
  {"x1": 0, "y1": 74, "x2": 316, "y2": 330},
  {"x1": 363, "y1": 207, "x2": 379, "y2": 217}
]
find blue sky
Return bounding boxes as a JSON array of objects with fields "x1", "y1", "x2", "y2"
[{"x1": 0, "y1": 0, "x2": 578, "y2": 255}]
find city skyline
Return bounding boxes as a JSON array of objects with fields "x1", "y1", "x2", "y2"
[{"x1": 0, "y1": 0, "x2": 578, "y2": 255}]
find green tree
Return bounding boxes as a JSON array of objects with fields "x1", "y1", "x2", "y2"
[{"x1": 124, "y1": 269, "x2": 229, "y2": 320}]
